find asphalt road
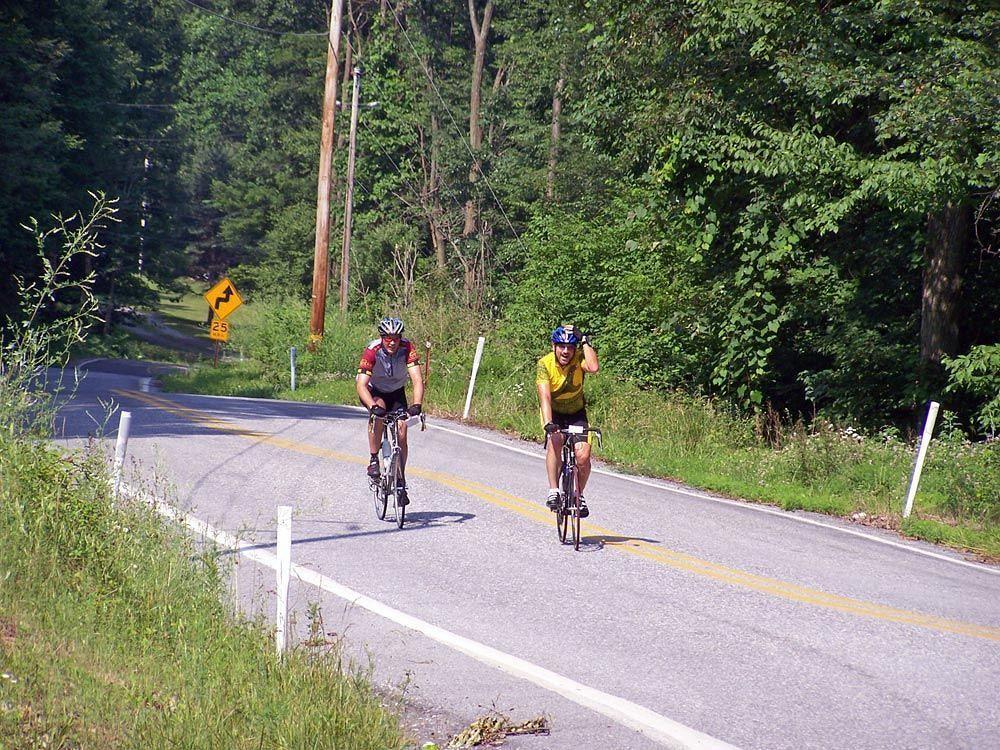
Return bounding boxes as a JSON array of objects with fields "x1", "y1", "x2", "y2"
[{"x1": 53, "y1": 359, "x2": 1000, "y2": 750}]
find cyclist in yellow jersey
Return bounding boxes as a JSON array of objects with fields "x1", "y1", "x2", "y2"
[{"x1": 536, "y1": 324, "x2": 599, "y2": 516}]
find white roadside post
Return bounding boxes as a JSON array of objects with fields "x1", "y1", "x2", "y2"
[
  {"x1": 903, "y1": 401, "x2": 940, "y2": 518},
  {"x1": 462, "y1": 336, "x2": 486, "y2": 420},
  {"x1": 231, "y1": 533, "x2": 240, "y2": 613},
  {"x1": 275, "y1": 505, "x2": 292, "y2": 657},
  {"x1": 112, "y1": 410, "x2": 132, "y2": 498},
  {"x1": 290, "y1": 346, "x2": 297, "y2": 392}
]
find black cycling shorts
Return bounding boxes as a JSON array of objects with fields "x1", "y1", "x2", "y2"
[
  {"x1": 364, "y1": 385, "x2": 407, "y2": 412},
  {"x1": 552, "y1": 408, "x2": 589, "y2": 443}
]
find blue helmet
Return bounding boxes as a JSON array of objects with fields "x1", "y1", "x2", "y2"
[{"x1": 551, "y1": 325, "x2": 580, "y2": 345}]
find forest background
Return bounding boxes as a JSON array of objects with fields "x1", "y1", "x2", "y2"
[{"x1": 2, "y1": 0, "x2": 997, "y2": 440}]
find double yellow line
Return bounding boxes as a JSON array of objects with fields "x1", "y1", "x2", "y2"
[{"x1": 114, "y1": 389, "x2": 1000, "y2": 643}]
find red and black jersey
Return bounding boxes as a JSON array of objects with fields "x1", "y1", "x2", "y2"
[{"x1": 358, "y1": 338, "x2": 419, "y2": 391}]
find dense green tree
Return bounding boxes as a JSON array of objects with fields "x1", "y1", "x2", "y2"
[
  {"x1": 560, "y1": 0, "x2": 999, "y2": 422},
  {"x1": 0, "y1": 0, "x2": 189, "y2": 325}
]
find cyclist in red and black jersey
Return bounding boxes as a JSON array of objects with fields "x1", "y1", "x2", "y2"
[{"x1": 356, "y1": 317, "x2": 424, "y2": 504}]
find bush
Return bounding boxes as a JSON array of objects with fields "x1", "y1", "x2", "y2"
[
  {"x1": 928, "y1": 439, "x2": 1000, "y2": 524},
  {"x1": 943, "y1": 344, "x2": 1000, "y2": 437},
  {"x1": 503, "y1": 201, "x2": 710, "y2": 392}
]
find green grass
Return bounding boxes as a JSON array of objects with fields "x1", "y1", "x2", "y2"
[
  {"x1": 159, "y1": 298, "x2": 1000, "y2": 560},
  {"x1": 0, "y1": 435, "x2": 406, "y2": 749}
]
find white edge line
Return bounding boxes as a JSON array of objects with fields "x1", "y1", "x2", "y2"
[
  {"x1": 138, "y1": 391, "x2": 999, "y2": 576},
  {"x1": 139, "y1": 489, "x2": 740, "y2": 750}
]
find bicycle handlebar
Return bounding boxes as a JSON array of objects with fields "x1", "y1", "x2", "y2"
[
  {"x1": 545, "y1": 425, "x2": 603, "y2": 449},
  {"x1": 369, "y1": 409, "x2": 426, "y2": 431}
]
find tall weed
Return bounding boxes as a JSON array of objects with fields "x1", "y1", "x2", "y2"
[
  {"x1": 1, "y1": 195, "x2": 114, "y2": 437},
  {"x1": 926, "y1": 439, "x2": 1000, "y2": 524}
]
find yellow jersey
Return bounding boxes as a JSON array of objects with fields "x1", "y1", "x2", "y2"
[{"x1": 536, "y1": 350, "x2": 586, "y2": 414}]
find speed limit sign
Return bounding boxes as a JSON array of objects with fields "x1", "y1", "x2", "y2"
[{"x1": 209, "y1": 319, "x2": 230, "y2": 342}]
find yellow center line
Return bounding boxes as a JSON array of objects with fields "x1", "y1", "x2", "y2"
[{"x1": 114, "y1": 389, "x2": 1000, "y2": 643}]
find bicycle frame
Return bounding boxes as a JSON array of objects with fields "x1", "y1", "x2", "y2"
[
  {"x1": 547, "y1": 424, "x2": 602, "y2": 550},
  {"x1": 369, "y1": 409, "x2": 425, "y2": 527}
]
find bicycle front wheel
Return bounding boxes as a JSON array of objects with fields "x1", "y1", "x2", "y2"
[
  {"x1": 558, "y1": 465, "x2": 573, "y2": 544},
  {"x1": 556, "y1": 501, "x2": 568, "y2": 543},
  {"x1": 373, "y1": 470, "x2": 388, "y2": 520},
  {"x1": 390, "y1": 456, "x2": 405, "y2": 529},
  {"x1": 570, "y1": 471, "x2": 582, "y2": 550}
]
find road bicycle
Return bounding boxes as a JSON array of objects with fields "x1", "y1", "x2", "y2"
[
  {"x1": 370, "y1": 408, "x2": 425, "y2": 528},
  {"x1": 549, "y1": 425, "x2": 602, "y2": 550}
]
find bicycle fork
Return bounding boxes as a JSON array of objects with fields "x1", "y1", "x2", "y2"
[{"x1": 561, "y1": 455, "x2": 577, "y2": 515}]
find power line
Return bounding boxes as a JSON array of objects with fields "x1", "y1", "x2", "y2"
[
  {"x1": 106, "y1": 102, "x2": 179, "y2": 108},
  {"x1": 174, "y1": 0, "x2": 327, "y2": 37},
  {"x1": 337, "y1": 32, "x2": 468, "y2": 220}
]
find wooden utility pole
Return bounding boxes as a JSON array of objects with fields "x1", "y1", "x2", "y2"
[
  {"x1": 339, "y1": 66, "x2": 362, "y2": 312},
  {"x1": 309, "y1": 0, "x2": 346, "y2": 346}
]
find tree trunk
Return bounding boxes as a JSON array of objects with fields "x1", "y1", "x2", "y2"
[
  {"x1": 463, "y1": 0, "x2": 494, "y2": 237},
  {"x1": 336, "y1": 39, "x2": 353, "y2": 152},
  {"x1": 546, "y1": 72, "x2": 565, "y2": 201},
  {"x1": 430, "y1": 149, "x2": 447, "y2": 266},
  {"x1": 920, "y1": 202, "x2": 969, "y2": 369},
  {"x1": 429, "y1": 109, "x2": 447, "y2": 270},
  {"x1": 103, "y1": 277, "x2": 115, "y2": 336},
  {"x1": 419, "y1": 63, "x2": 448, "y2": 271},
  {"x1": 485, "y1": 62, "x2": 507, "y2": 147}
]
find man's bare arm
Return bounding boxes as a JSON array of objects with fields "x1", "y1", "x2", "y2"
[
  {"x1": 356, "y1": 372, "x2": 375, "y2": 408},
  {"x1": 581, "y1": 341, "x2": 599, "y2": 374},
  {"x1": 537, "y1": 380, "x2": 554, "y2": 424},
  {"x1": 408, "y1": 363, "x2": 424, "y2": 405}
]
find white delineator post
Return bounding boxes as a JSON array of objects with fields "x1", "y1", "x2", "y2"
[
  {"x1": 290, "y1": 346, "x2": 297, "y2": 391},
  {"x1": 112, "y1": 410, "x2": 132, "y2": 498},
  {"x1": 462, "y1": 336, "x2": 486, "y2": 420},
  {"x1": 903, "y1": 401, "x2": 940, "y2": 519},
  {"x1": 275, "y1": 505, "x2": 292, "y2": 656}
]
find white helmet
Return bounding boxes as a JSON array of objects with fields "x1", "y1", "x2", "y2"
[{"x1": 377, "y1": 317, "x2": 404, "y2": 336}]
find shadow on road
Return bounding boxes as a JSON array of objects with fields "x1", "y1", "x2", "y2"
[
  {"x1": 212, "y1": 511, "x2": 476, "y2": 556},
  {"x1": 580, "y1": 534, "x2": 661, "y2": 550},
  {"x1": 396, "y1": 510, "x2": 475, "y2": 527}
]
